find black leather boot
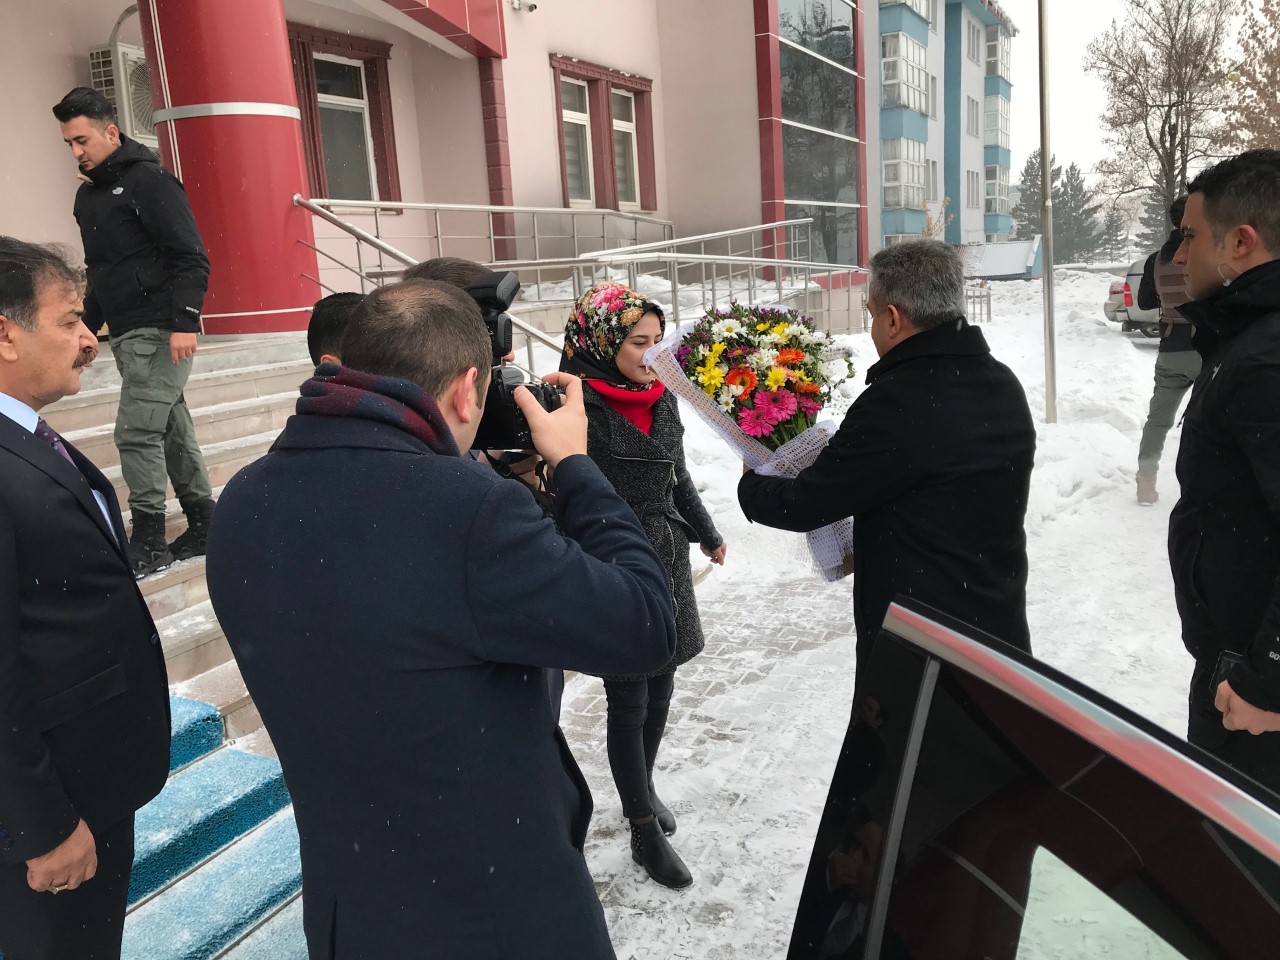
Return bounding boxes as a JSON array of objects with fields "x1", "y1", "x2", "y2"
[
  {"x1": 129, "y1": 510, "x2": 173, "y2": 579},
  {"x1": 630, "y1": 817, "x2": 692, "y2": 889},
  {"x1": 649, "y1": 780, "x2": 676, "y2": 836},
  {"x1": 170, "y1": 497, "x2": 216, "y2": 561}
]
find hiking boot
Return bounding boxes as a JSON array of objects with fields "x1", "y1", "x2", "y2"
[
  {"x1": 170, "y1": 498, "x2": 216, "y2": 561},
  {"x1": 649, "y1": 780, "x2": 676, "y2": 836},
  {"x1": 1136, "y1": 473, "x2": 1158, "y2": 505},
  {"x1": 129, "y1": 511, "x2": 173, "y2": 579},
  {"x1": 630, "y1": 817, "x2": 692, "y2": 889}
]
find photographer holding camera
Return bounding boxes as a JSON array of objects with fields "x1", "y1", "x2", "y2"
[{"x1": 205, "y1": 279, "x2": 675, "y2": 960}]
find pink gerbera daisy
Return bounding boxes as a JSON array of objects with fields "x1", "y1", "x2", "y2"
[
  {"x1": 738, "y1": 406, "x2": 774, "y2": 438},
  {"x1": 799, "y1": 396, "x2": 822, "y2": 418},
  {"x1": 752, "y1": 388, "x2": 798, "y2": 425}
]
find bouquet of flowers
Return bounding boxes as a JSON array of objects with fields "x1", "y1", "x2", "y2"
[{"x1": 644, "y1": 303, "x2": 857, "y2": 581}]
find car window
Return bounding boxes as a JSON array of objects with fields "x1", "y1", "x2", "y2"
[{"x1": 787, "y1": 613, "x2": 1280, "y2": 960}]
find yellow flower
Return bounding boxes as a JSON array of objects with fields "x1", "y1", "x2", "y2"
[
  {"x1": 766, "y1": 367, "x2": 789, "y2": 391},
  {"x1": 772, "y1": 322, "x2": 790, "y2": 336},
  {"x1": 708, "y1": 342, "x2": 727, "y2": 361},
  {"x1": 756, "y1": 322, "x2": 772, "y2": 332},
  {"x1": 699, "y1": 365, "x2": 725, "y2": 395}
]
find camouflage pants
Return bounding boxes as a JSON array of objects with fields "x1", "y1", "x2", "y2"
[{"x1": 111, "y1": 327, "x2": 213, "y2": 517}]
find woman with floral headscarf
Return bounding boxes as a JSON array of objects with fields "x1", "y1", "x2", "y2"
[{"x1": 560, "y1": 282, "x2": 727, "y2": 890}]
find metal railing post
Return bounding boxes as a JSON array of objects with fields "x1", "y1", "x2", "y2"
[
  {"x1": 434, "y1": 210, "x2": 443, "y2": 259},
  {"x1": 532, "y1": 212, "x2": 540, "y2": 264}
]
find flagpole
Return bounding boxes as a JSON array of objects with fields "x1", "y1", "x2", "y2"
[{"x1": 1038, "y1": 0, "x2": 1057, "y2": 423}]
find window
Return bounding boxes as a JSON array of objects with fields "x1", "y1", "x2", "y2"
[
  {"x1": 966, "y1": 96, "x2": 980, "y2": 137},
  {"x1": 550, "y1": 56, "x2": 656, "y2": 211},
  {"x1": 967, "y1": 20, "x2": 982, "y2": 63},
  {"x1": 985, "y1": 164, "x2": 1010, "y2": 214},
  {"x1": 929, "y1": 0, "x2": 940, "y2": 32},
  {"x1": 928, "y1": 158, "x2": 939, "y2": 203},
  {"x1": 779, "y1": 0, "x2": 856, "y2": 71},
  {"x1": 985, "y1": 95, "x2": 1011, "y2": 149},
  {"x1": 287, "y1": 24, "x2": 400, "y2": 202},
  {"x1": 930, "y1": 75, "x2": 938, "y2": 120},
  {"x1": 882, "y1": 0, "x2": 931, "y2": 20},
  {"x1": 986, "y1": 24, "x2": 1011, "y2": 78},
  {"x1": 967, "y1": 170, "x2": 980, "y2": 208},
  {"x1": 881, "y1": 33, "x2": 929, "y2": 115},
  {"x1": 883, "y1": 138, "x2": 926, "y2": 210},
  {"x1": 986, "y1": 232, "x2": 1011, "y2": 242}
]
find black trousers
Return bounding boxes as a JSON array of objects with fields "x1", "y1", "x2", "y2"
[
  {"x1": 1189, "y1": 659, "x2": 1280, "y2": 799},
  {"x1": 604, "y1": 673, "x2": 676, "y2": 819},
  {"x1": 0, "y1": 815, "x2": 135, "y2": 960}
]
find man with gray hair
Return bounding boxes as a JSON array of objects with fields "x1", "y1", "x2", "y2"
[{"x1": 738, "y1": 239, "x2": 1036, "y2": 659}]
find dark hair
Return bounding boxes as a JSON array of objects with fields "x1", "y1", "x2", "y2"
[
  {"x1": 1169, "y1": 195, "x2": 1187, "y2": 230},
  {"x1": 0, "y1": 237, "x2": 82, "y2": 332},
  {"x1": 1187, "y1": 150, "x2": 1280, "y2": 252},
  {"x1": 307, "y1": 292, "x2": 363, "y2": 365},
  {"x1": 338, "y1": 280, "x2": 491, "y2": 401},
  {"x1": 52, "y1": 87, "x2": 118, "y2": 126},
  {"x1": 402, "y1": 256, "x2": 491, "y2": 291}
]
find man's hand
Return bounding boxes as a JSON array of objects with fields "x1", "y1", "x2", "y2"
[
  {"x1": 515, "y1": 372, "x2": 587, "y2": 469},
  {"x1": 26, "y1": 820, "x2": 97, "y2": 894},
  {"x1": 701, "y1": 543, "x2": 727, "y2": 565},
  {"x1": 170, "y1": 331, "x2": 198, "y2": 364},
  {"x1": 1216, "y1": 680, "x2": 1280, "y2": 735}
]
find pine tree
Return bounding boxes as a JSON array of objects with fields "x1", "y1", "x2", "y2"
[
  {"x1": 1011, "y1": 149, "x2": 1061, "y2": 241},
  {"x1": 1227, "y1": 0, "x2": 1280, "y2": 148},
  {"x1": 1054, "y1": 163, "x2": 1104, "y2": 263},
  {"x1": 1099, "y1": 206, "x2": 1129, "y2": 262},
  {"x1": 1136, "y1": 190, "x2": 1171, "y2": 254}
]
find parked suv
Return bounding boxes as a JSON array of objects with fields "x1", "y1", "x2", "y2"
[{"x1": 1103, "y1": 257, "x2": 1162, "y2": 337}]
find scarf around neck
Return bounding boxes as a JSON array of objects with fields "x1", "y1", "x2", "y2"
[
  {"x1": 297, "y1": 362, "x2": 459, "y2": 457},
  {"x1": 588, "y1": 379, "x2": 666, "y2": 435}
]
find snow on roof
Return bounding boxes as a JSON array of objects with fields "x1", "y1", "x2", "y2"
[{"x1": 961, "y1": 236, "x2": 1041, "y2": 279}]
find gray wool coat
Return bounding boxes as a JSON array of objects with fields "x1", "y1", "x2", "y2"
[{"x1": 584, "y1": 386, "x2": 723, "y2": 681}]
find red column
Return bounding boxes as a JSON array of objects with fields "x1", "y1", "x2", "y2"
[
  {"x1": 137, "y1": 0, "x2": 319, "y2": 335},
  {"x1": 479, "y1": 57, "x2": 517, "y2": 262}
]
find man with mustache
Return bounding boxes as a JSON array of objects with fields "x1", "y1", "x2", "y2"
[
  {"x1": 53, "y1": 86, "x2": 214, "y2": 578},
  {"x1": 0, "y1": 236, "x2": 171, "y2": 960}
]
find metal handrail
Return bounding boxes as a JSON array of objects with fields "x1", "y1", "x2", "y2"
[
  {"x1": 578, "y1": 218, "x2": 816, "y2": 258},
  {"x1": 296, "y1": 195, "x2": 415, "y2": 266},
  {"x1": 592, "y1": 251, "x2": 868, "y2": 274},
  {"x1": 304, "y1": 197, "x2": 674, "y2": 229}
]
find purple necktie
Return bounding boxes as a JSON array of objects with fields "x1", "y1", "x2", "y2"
[{"x1": 34, "y1": 418, "x2": 76, "y2": 467}]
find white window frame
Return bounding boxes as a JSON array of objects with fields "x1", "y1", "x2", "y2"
[
  {"x1": 929, "y1": 0, "x2": 940, "y2": 32},
  {"x1": 928, "y1": 158, "x2": 939, "y2": 203},
  {"x1": 883, "y1": 137, "x2": 926, "y2": 210},
  {"x1": 985, "y1": 164, "x2": 1010, "y2": 214},
  {"x1": 966, "y1": 96, "x2": 980, "y2": 137},
  {"x1": 930, "y1": 75, "x2": 939, "y2": 120},
  {"x1": 986, "y1": 24, "x2": 1011, "y2": 78},
  {"x1": 314, "y1": 53, "x2": 379, "y2": 202},
  {"x1": 881, "y1": 32, "x2": 929, "y2": 115},
  {"x1": 560, "y1": 78, "x2": 595, "y2": 208},
  {"x1": 967, "y1": 20, "x2": 982, "y2": 64},
  {"x1": 967, "y1": 170, "x2": 981, "y2": 209},
  {"x1": 984, "y1": 95, "x2": 1010, "y2": 149},
  {"x1": 610, "y1": 88, "x2": 641, "y2": 211}
]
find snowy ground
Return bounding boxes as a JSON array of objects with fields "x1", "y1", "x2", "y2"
[{"x1": 557, "y1": 268, "x2": 1195, "y2": 958}]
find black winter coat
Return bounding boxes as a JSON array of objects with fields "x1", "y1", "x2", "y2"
[
  {"x1": 1170, "y1": 259, "x2": 1280, "y2": 711},
  {"x1": 584, "y1": 387, "x2": 722, "y2": 680},
  {"x1": 738, "y1": 321, "x2": 1035, "y2": 660},
  {"x1": 73, "y1": 136, "x2": 209, "y2": 336},
  {"x1": 206, "y1": 413, "x2": 676, "y2": 960}
]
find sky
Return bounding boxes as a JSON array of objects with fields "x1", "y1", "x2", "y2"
[{"x1": 999, "y1": 0, "x2": 1115, "y2": 183}]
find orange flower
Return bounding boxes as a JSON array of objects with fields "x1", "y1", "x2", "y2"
[
  {"x1": 776, "y1": 348, "x2": 806, "y2": 366},
  {"x1": 725, "y1": 366, "x2": 758, "y2": 394},
  {"x1": 796, "y1": 381, "x2": 821, "y2": 395}
]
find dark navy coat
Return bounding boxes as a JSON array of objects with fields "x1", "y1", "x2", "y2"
[{"x1": 205, "y1": 413, "x2": 675, "y2": 960}]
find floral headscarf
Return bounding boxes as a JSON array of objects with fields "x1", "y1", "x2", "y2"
[{"x1": 559, "y1": 282, "x2": 665, "y2": 391}]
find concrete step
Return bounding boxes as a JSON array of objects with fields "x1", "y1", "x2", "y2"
[
  {"x1": 129, "y1": 749, "x2": 290, "y2": 906},
  {"x1": 44, "y1": 358, "x2": 312, "y2": 434},
  {"x1": 77, "y1": 334, "x2": 309, "y2": 393},
  {"x1": 143, "y1": 556, "x2": 211, "y2": 622},
  {"x1": 168, "y1": 696, "x2": 225, "y2": 772},
  {"x1": 157, "y1": 600, "x2": 232, "y2": 686},
  {"x1": 216, "y1": 895, "x2": 305, "y2": 960},
  {"x1": 104, "y1": 430, "x2": 276, "y2": 511},
  {"x1": 122, "y1": 809, "x2": 301, "y2": 960},
  {"x1": 173, "y1": 660, "x2": 261, "y2": 741},
  {"x1": 64, "y1": 391, "x2": 295, "y2": 472}
]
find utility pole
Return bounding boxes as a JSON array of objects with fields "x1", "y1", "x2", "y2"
[{"x1": 1038, "y1": 0, "x2": 1058, "y2": 423}]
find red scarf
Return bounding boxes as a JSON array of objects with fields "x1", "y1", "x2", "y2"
[{"x1": 588, "y1": 380, "x2": 666, "y2": 435}]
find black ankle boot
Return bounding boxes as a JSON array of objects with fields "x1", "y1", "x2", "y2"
[
  {"x1": 630, "y1": 817, "x2": 692, "y2": 889},
  {"x1": 649, "y1": 781, "x2": 676, "y2": 836},
  {"x1": 129, "y1": 510, "x2": 173, "y2": 579},
  {"x1": 170, "y1": 497, "x2": 215, "y2": 561}
]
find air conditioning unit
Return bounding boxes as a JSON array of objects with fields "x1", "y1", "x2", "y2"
[{"x1": 88, "y1": 43, "x2": 159, "y2": 151}]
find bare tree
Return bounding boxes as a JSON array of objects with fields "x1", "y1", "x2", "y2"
[
  {"x1": 923, "y1": 197, "x2": 953, "y2": 240},
  {"x1": 1085, "y1": 0, "x2": 1235, "y2": 212},
  {"x1": 1227, "y1": 0, "x2": 1280, "y2": 149}
]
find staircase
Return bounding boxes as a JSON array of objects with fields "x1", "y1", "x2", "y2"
[{"x1": 36, "y1": 335, "x2": 315, "y2": 960}]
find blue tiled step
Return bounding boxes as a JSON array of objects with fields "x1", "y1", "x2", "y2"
[
  {"x1": 122, "y1": 809, "x2": 301, "y2": 960},
  {"x1": 129, "y1": 749, "x2": 290, "y2": 905},
  {"x1": 217, "y1": 896, "x2": 306, "y2": 960},
  {"x1": 169, "y1": 696, "x2": 224, "y2": 771}
]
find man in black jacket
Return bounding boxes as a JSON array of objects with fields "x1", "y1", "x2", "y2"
[
  {"x1": 0, "y1": 237, "x2": 171, "y2": 960},
  {"x1": 1167, "y1": 151, "x2": 1280, "y2": 786},
  {"x1": 738, "y1": 240, "x2": 1036, "y2": 661},
  {"x1": 53, "y1": 87, "x2": 214, "y2": 578}
]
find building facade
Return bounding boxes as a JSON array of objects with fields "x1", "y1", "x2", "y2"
[
  {"x1": 2, "y1": 0, "x2": 878, "y2": 335},
  {"x1": 876, "y1": 0, "x2": 1015, "y2": 249}
]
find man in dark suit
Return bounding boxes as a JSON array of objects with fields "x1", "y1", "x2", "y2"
[
  {"x1": 0, "y1": 237, "x2": 171, "y2": 959},
  {"x1": 205, "y1": 280, "x2": 676, "y2": 959},
  {"x1": 739, "y1": 239, "x2": 1036, "y2": 661}
]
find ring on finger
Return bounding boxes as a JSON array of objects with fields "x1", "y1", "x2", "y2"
[{"x1": 49, "y1": 883, "x2": 68, "y2": 894}]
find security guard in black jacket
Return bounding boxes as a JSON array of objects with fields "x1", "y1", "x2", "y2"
[{"x1": 54, "y1": 87, "x2": 215, "y2": 578}]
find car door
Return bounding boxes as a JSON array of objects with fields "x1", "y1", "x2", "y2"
[{"x1": 788, "y1": 598, "x2": 1280, "y2": 960}]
